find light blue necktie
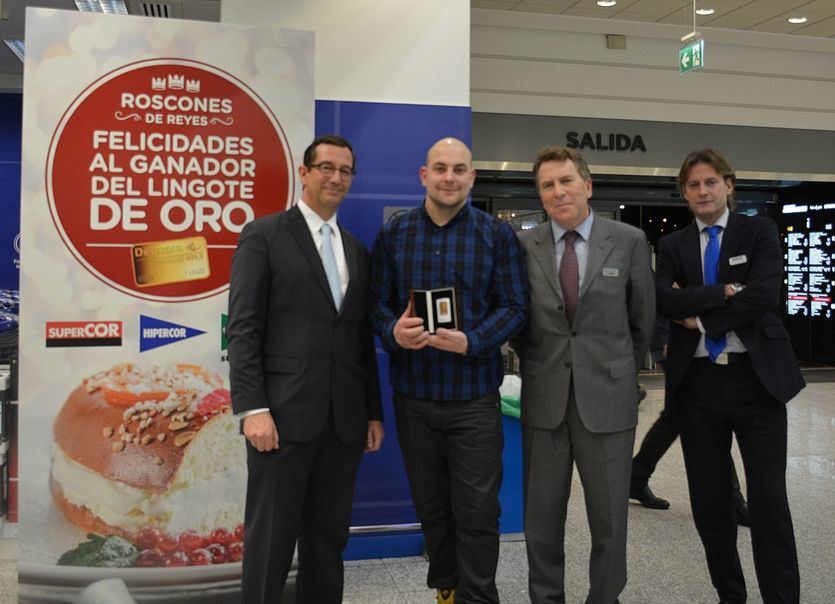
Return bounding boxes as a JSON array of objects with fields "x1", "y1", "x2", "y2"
[
  {"x1": 703, "y1": 225, "x2": 726, "y2": 362},
  {"x1": 320, "y1": 223, "x2": 342, "y2": 309}
]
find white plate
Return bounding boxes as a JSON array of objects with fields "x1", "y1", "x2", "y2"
[{"x1": 19, "y1": 560, "x2": 242, "y2": 587}]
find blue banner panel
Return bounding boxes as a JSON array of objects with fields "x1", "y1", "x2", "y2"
[
  {"x1": 0, "y1": 94, "x2": 22, "y2": 290},
  {"x1": 315, "y1": 100, "x2": 471, "y2": 535},
  {"x1": 499, "y1": 415, "x2": 524, "y2": 534},
  {"x1": 316, "y1": 100, "x2": 472, "y2": 248}
]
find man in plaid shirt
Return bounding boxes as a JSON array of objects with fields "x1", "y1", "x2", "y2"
[{"x1": 370, "y1": 137, "x2": 528, "y2": 604}]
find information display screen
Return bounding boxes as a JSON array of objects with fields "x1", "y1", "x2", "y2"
[
  {"x1": 783, "y1": 203, "x2": 835, "y2": 318},
  {"x1": 782, "y1": 202, "x2": 835, "y2": 361}
]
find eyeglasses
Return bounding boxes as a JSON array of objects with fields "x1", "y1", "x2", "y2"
[{"x1": 309, "y1": 163, "x2": 356, "y2": 179}]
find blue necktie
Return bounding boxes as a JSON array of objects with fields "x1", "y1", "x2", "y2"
[
  {"x1": 703, "y1": 225, "x2": 726, "y2": 362},
  {"x1": 321, "y1": 223, "x2": 342, "y2": 309}
]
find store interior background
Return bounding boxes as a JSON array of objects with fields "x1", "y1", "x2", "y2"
[{"x1": 0, "y1": 0, "x2": 833, "y2": 590}]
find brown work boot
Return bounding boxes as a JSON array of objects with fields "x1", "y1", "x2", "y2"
[{"x1": 437, "y1": 587, "x2": 455, "y2": 603}]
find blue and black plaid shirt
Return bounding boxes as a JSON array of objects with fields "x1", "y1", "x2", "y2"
[{"x1": 370, "y1": 203, "x2": 528, "y2": 401}]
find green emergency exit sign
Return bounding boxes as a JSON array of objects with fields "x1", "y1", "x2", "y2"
[{"x1": 679, "y1": 39, "x2": 705, "y2": 74}]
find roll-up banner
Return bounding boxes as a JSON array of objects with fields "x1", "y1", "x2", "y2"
[{"x1": 18, "y1": 8, "x2": 312, "y2": 599}]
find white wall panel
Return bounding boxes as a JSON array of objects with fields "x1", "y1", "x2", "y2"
[{"x1": 223, "y1": 0, "x2": 470, "y2": 107}]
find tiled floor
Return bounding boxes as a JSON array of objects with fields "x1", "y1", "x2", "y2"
[
  {"x1": 0, "y1": 531, "x2": 15, "y2": 604},
  {"x1": 5, "y1": 372, "x2": 835, "y2": 603},
  {"x1": 0, "y1": 563, "x2": 14, "y2": 604},
  {"x1": 342, "y1": 375, "x2": 835, "y2": 603}
]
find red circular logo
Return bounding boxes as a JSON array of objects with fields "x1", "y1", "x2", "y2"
[{"x1": 47, "y1": 59, "x2": 294, "y2": 301}]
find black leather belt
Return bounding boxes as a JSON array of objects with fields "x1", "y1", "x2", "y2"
[{"x1": 695, "y1": 352, "x2": 749, "y2": 365}]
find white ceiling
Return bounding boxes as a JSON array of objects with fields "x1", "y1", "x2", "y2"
[
  {"x1": 0, "y1": 0, "x2": 221, "y2": 88},
  {"x1": 0, "y1": 0, "x2": 833, "y2": 90},
  {"x1": 473, "y1": 0, "x2": 835, "y2": 37}
]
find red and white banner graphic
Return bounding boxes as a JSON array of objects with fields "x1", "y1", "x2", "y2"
[{"x1": 47, "y1": 59, "x2": 294, "y2": 301}]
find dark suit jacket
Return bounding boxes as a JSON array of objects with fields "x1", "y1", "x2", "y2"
[
  {"x1": 227, "y1": 206, "x2": 382, "y2": 444},
  {"x1": 656, "y1": 212, "x2": 804, "y2": 406}
]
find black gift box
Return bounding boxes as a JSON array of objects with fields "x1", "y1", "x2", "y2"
[{"x1": 410, "y1": 287, "x2": 458, "y2": 334}]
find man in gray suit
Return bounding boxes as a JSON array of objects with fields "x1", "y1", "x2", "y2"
[{"x1": 513, "y1": 146, "x2": 654, "y2": 604}]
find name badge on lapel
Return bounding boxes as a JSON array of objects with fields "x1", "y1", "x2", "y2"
[
  {"x1": 729, "y1": 255, "x2": 747, "y2": 266},
  {"x1": 602, "y1": 268, "x2": 620, "y2": 277}
]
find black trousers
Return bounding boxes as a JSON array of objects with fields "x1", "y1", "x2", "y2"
[
  {"x1": 631, "y1": 405, "x2": 679, "y2": 485},
  {"x1": 632, "y1": 359, "x2": 741, "y2": 495},
  {"x1": 631, "y1": 406, "x2": 743, "y2": 495},
  {"x1": 241, "y1": 415, "x2": 364, "y2": 604},
  {"x1": 394, "y1": 392, "x2": 503, "y2": 604},
  {"x1": 676, "y1": 357, "x2": 799, "y2": 604}
]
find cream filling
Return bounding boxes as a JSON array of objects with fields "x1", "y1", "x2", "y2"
[{"x1": 51, "y1": 413, "x2": 247, "y2": 535}]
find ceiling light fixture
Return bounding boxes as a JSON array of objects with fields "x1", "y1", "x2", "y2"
[
  {"x1": 787, "y1": 17, "x2": 807, "y2": 24},
  {"x1": 696, "y1": 8, "x2": 715, "y2": 16},
  {"x1": 74, "y1": 0, "x2": 129, "y2": 15},
  {"x1": 597, "y1": 1, "x2": 617, "y2": 7},
  {"x1": 3, "y1": 39, "x2": 24, "y2": 62}
]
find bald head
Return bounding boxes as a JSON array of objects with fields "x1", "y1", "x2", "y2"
[
  {"x1": 420, "y1": 137, "x2": 476, "y2": 225},
  {"x1": 425, "y1": 137, "x2": 472, "y2": 167}
]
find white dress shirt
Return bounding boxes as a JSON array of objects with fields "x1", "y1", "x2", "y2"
[
  {"x1": 693, "y1": 208, "x2": 746, "y2": 358},
  {"x1": 297, "y1": 199, "x2": 350, "y2": 299},
  {"x1": 238, "y1": 200, "x2": 350, "y2": 419}
]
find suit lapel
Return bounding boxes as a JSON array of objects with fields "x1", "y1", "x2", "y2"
[
  {"x1": 529, "y1": 222, "x2": 563, "y2": 301},
  {"x1": 717, "y1": 212, "x2": 743, "y2": 283},
  {"x1": 580, "y1": 218, "x2": 613, "y2": 298},
  {"x1": 681, "y1": 222, "x2": 704, "y2": 286},
  {"x1": 286, "y1": 206, "x2": 337, "y2": 309}
]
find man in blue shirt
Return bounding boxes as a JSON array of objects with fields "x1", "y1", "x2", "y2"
[{"x1": 370, "y1": 137, "x2": 527, "y2": 604}]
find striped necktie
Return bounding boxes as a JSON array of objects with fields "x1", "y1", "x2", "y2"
[{"x1": 560, "y1": 231, "x2": 580, "y2": 324}]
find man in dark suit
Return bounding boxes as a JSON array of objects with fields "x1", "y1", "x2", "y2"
[
  {"x1": 656, "y1": 149, "x2": 804, "y2": 604},
  {"x1": 227, "y1": 135, "x2": 384, "y2": 604},
  {"x1": 513, "y1": 146, "x2": 654, "y2": 604}
]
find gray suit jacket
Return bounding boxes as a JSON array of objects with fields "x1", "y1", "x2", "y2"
[{"x1": 513, "y1": 215, "x2": 654, "y2": 433}]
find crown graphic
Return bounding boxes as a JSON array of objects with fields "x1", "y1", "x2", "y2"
[
  {"x1": 151, "y1": 77, "x2": 166, "y2": 90},
  {"x1": 186, "y1": 79, "x2": 200, "y2": 93},
  {"x1": 168, "y1": 74, "x2": 185, "y2": 89}
]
